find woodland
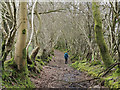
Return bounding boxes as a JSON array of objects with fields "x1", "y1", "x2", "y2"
[{"x1": 0, "y1": 1, "x2": 120, "y2": 89}]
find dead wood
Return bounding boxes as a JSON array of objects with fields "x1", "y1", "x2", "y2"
[{"x1": 97, "y1": 63, "x2": 120, "y2": 77}]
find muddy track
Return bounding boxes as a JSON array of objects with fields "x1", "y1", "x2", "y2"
[{"x1": 30, "y1": 50, "x2": 103, "y2": 88}]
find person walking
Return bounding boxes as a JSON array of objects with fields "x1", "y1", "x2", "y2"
[{"x1": 64, "y1": 52, "x2": 68, "y2": 64}]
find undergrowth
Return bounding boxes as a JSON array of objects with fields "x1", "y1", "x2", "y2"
[
  {"x1": 71, "y1": 60, "x2": 120, "y2": 88},
  {"x1": 2, "y1": 58, "x2": 35, "y2": 88},
  {"x1": 2, "y1": 54, "x2": 52, "y2": 88}
]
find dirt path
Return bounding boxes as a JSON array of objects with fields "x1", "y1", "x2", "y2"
[{"x1": 30, "y1": 50, "x2": 100, "y2": 88}]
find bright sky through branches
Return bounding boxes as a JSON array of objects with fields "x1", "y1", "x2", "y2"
[{"x1": 1, "y1": 0, "x2": 120, "y2": 2}]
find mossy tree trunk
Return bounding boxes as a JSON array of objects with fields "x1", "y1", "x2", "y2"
[
  {"x1": 118, "y1": 2, "x2": 120, "y2": 69},
  {"x1": 118, "y1": 23, "x2": 120, "y2": 69},
  {"x1": 92, "y1": 2, "x2": 113, "y2": 68},
  {"x1": 15, "y1": 2, "x2": 27, "y2": 70},
  {"x1": 1, "y1": 3, "x2": 9, "y2": 65},
  {"x1": 1, "y1": 2, "x2": 17, "y2": 70}
]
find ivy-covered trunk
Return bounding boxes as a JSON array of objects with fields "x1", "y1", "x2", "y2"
[
  {"x1": 15, "y1": 2, "x2": 27, "y2": 70},
  {"x1": 92, "y1": 2, "x2": 113, "y2": 68}
]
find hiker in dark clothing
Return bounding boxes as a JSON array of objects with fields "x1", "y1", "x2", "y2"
[{"x1": 64, "y1": 52, "x2": 68, "y2": 64}]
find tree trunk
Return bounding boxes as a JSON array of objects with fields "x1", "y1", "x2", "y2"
[
  {"x1": 15, "y1": 2, "x2": 27, "y2": 70},
  {"x1": 1, "y1": 2, "x2": 17, "y2": 69},
  {"x1": 118, "y1": 2, "x2": 120, "y2": 69},
  {"x1": 117, "y1": 26, "x2": 120, "y2": 69},
  {"x1": 92, "y1": 2, "x2": 113, "y2": 68}
]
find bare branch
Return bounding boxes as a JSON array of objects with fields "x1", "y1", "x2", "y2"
[
  {"x1": 28, "y1": 8, "x2": 66, "y2": 15},
  {"x1": 26, "y1": 0, "x2": 37, "y2": 50}
]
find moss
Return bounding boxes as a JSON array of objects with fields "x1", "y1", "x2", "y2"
[
  {"x1": 71, "y1": 61, "x2": 79, "y2": 69},
  {"x1": 4, "y1": 57, "x2": 15, "y2": 67},
  {"x1": 48, "y1": 56, "x2": 52, "y2": 61},
  {"x1": 50, "y1": 49, "x2": 54, "y2": 56},
  {"x1": 92, "y1": 2, "x2": 113, "y2": 68},
  {"x1": 22, "y1": 29, "x2": 26, "y2": 34},
  {"x1": 35, "y1": 61, "x2": 43, "y2": 71},
  {"x1": 22, "y1": 48, "x2": 26, "y2": 59},
  {"x1": 115, "y1": 68, "x2": 120, "y2": 74},
  {"x1": 90, "y1": 60, "x2": 101, "y2": 66},
  {"x1": 70, "y1": 55, "x2": 79, "y2": 61},
  {"x1": 28, "y1": 58, "x2": 44, "y2": 74},
  {"x1": 3, "y1": 58, "x2": 35, "y2": 88},
  {"x1": 72, "y1": 60, "x2": 120, "y2": 88}
]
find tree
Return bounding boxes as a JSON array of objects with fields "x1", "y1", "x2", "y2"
[
  {"x1": 117, "y1": 2, "x2": 120, "y2": 69},
  {"x1": 1, "y1": 2, "x2": 16, "y2": 69},
  {"x1": 92, "y1": 2, "x2": 113, "y2": 68},
  {"x1": 15, "y1": 2, "x2": 27, "y2": 70}
]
